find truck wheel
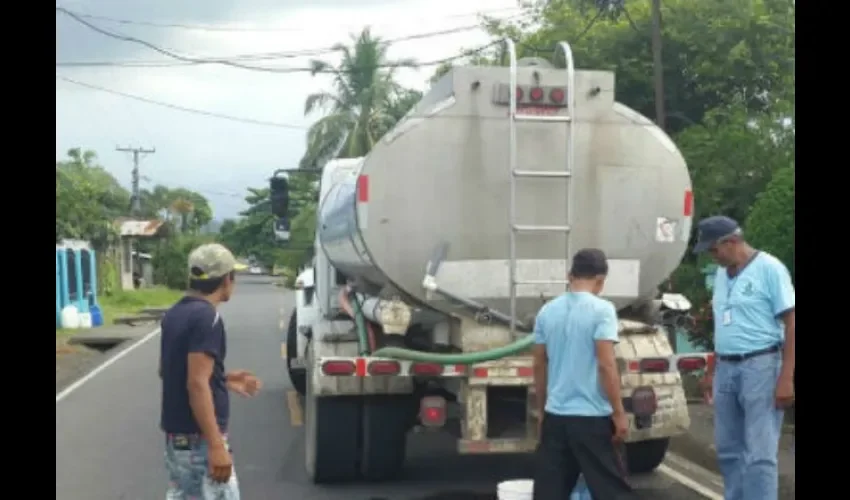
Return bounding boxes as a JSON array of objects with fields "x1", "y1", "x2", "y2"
[
  {"x1": 304, "y1": 361, "x2": 362, "y2": 483},
  {"x1": 286, "y1": 312, "x2": 306, "y2": 396},
  {"x1": 360, "y1": 396, "x2": 412, "y2": 481},
  {"x1": 626, "y1": 438, "x2": 670, "y2": 474}
]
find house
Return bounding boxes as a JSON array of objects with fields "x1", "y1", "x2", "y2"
[{"x1": 113, "y1": 219, "x2": 167, "y2": 290}]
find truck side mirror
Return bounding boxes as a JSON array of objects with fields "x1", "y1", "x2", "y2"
[{"x1": 270, "y1": 173, "x2": 289, "y2": 218}]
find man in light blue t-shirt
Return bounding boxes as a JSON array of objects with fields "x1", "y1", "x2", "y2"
[
  {"x1": 694, "y1": 216, "x2": 795, "y2": 500},
  {"x1": 532, "y1": 248, "x2": 635, "y2": 500}
]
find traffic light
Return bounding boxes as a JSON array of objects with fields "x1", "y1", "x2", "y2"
[{"x1": 270, "y1": 173, "x2": 289, "y2": 218}]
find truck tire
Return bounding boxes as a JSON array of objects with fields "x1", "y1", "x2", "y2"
[
  {"x1": 304, "y1": 359, "x2": 362, "y2": 484},
  {"x1": 286, "y1": 312, "x2": 306, "y2": 396},
  {"x1": 626, "y1": 438, "x2": 670, "y2": 474},
  {"x1": 360, "y1": 396, "x2": 412, "y2": 481}
]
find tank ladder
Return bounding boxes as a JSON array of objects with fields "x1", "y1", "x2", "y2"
[{"x1": 503, "y1": 39, "x2": 576, "y2": 336}]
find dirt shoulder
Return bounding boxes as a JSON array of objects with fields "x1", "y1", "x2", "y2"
[
  {"x1": 56, "y1": 288, "x2": 181, "y2": 395},
  {"x1": 670, "y1": 402, "x2": 795, "y2": 499}
]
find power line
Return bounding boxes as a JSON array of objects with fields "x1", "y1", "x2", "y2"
[
  {"x1": 55, "y1": 39, "x2": 500, "y2": 127},
  {"x1": 56, "y1": 7, "x2": 525, "y2": 72},
  {"x1": 57, "y1": 75, "x2": 309, "y2": 129},
  {"x1": 68, "y1": 6, "x2": 522, "y2": 33}
]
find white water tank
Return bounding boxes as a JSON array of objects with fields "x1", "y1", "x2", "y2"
[{"x1": 60, "y1": 305, "x2": 81, "y2": 329}]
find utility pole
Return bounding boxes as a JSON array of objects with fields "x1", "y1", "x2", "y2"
[
  {"x1": 650, "y1": 0, "x2": 666, "y2": 130},
  {"x1": 116, "y1": 146, "x2": 156, "y2": 217}
]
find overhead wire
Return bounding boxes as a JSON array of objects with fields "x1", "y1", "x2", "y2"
[
  {"x1": 56, "y1": 6, "x2": 527, "y2": 71},
  {"x1": 68, "y1": 6, "x2": 523, "y2": 33},
  {"x1": 55, "y1": 39, "x2": 502, "y2": 128}
]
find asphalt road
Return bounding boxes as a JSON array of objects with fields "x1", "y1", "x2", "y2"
[{"x1": 56, "y1": 276, "x2": 722, "y2": 500}]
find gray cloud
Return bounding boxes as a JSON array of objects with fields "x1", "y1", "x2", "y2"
[{"x1": 56, "y1": 0, "x2": 517, "y2": 218}]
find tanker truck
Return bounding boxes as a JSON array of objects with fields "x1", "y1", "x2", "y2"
[{"x1": 277, "y1": 39, "x2": 711, "y2": 484}]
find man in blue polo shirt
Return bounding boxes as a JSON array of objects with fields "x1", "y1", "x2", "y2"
[
  {"x1": 694, "y1": 216, "x2": 795, "y2": 500},
  {"x1": 532, "y1": 248, "x2": 635, "y2": 500},
  {"x1": 160, "y1": 243, "x2": 262, "y2": 500}
]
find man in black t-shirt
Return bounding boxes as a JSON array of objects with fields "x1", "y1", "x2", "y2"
[{"x1": 160, "y1": 243, "x2": 262, "y2": 499}]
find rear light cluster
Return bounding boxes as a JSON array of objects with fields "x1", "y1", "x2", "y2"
[
  {"x1": 631, "y1": 386, "x2": 658, "y2": 416},
  {"x1": 420, "y1": 396, "x2": 447, "y2": 428},
  {"x1": 628, "y1": 355, "x2": 709, "y2": 374},
  {"x1": 320, "y1": 360, "x2": 464, "y2": 377},
  {"x1": 498, "y1": 84, "x2": 568, "y2": 107}
]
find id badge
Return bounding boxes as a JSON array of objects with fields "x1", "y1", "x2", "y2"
[{"x1": 722, "y1": 309, "x2": 732, "y2": 326}]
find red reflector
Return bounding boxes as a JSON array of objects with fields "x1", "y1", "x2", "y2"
[
  {"x1": 529, "y1": 87, "x2": 544, "y2": 101},
  {"x1": 684, "y1": 190, "x2": 694, "y2": 216},
  {"x1": 411, "y1": 362, "x2": 443, "y2": 376},
  {"x1": 357, "y1": 175, "x2": 369, "y2": 203},
  {"x1": 516, "y1": 87, "x2": 524, "y2": 102},
  {"x1": 549, "y1": 88, "x2": 565, "y2": 103},
  {"x1": 677, "y1": 356, "x2": 707, "y2": 372},
  {"x1": 321, "y1": 360, "x2": 356, "y2": 376},
  {"x1": 517, "y1": 367, "x2": 533, "y2": 377},
  {"x1": 420, "y1": 396, "x2": 447, "y2": 427},
  {"x1": 368, "y1": 360, "x2": 401, "y2": 376},
  {"x1": 632, "y1": 386, "x2": 658, "y2": 415},
  {"x1": 472, "y1": 367, "x2": 488, "y2": 378},
  {"x1": 639, "y1": 358, "x2": 670, "y2": 373}
]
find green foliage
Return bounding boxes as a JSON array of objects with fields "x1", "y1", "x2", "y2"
[
  {"x1": 56, "y1": 148, "x2": 129, "y2": 249},
  {"x1": 98, "y1": 287, "x2": 183, "y2": 324},
  {"x1": 745, "y1": 165, "x2": 795, "y2": 279},
  {"x1": 301, "y1": 27, "x2": 419, "y2": 168},
  {"x1": 152, "y1": 234, "x2": 217, "y2": 290},
  {"x1": 483, "y1": 0, "x2": 794, "y2": 132},
  {"x1": 676, "y1": 103, "x2": 794, "y2": 225},
  {"x1": 97, "y1": 256, "x2": 120, "y2": 297}
]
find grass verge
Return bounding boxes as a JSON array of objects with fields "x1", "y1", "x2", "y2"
[{"x1": 56, "y1": 287, "x2": 183, "y2": 337}]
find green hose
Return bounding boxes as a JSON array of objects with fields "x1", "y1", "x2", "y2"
[
  {"x1": 371, "y1": 334, "x2": 535, "y2": 365},
  {"x1": 349, "y1": 292, "x2": 371, "y2": 356},
  {"x1": 350, "y1": 290, "x2": 533, "y2": 364}
]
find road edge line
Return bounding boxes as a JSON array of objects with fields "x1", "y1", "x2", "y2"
[
  {"x1": 56, "y1": 327, "x2": 161, "y2": 404},
  {"x1": 657, "y1": 463, "x2": 724, "y2": 500}
]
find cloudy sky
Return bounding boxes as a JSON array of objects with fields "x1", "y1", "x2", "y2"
[{"x1": 56, "y1": 0, "x2": 523, "y2": 219}]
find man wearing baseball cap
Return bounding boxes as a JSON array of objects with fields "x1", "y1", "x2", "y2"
[
  {"x1": 694, "y1": 216, "x2": 795, "y2": 500},
  {"x1": 159, "y1": 243, "x2": 261, "y2": 499}
]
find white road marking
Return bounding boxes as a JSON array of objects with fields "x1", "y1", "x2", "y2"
[
  {"x1": 56, "y1": 328, "x2": 161, "y2": 403},
  {"x1": 658, "y1": 463, "x2": 724, "y2": 500},
  {"x1": 664, "y1": 452, "x2": 724, "y2": 489}
]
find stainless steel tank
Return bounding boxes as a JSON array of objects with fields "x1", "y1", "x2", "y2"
[{"x1": 318, "y1": 65, "x2": 694, "y2": 322}]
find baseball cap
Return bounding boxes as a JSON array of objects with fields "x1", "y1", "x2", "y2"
[
  {"x1": 187, "y1": 243, "x2": 247, "y2": 280},
  {"x1": 692, "y1": 216, "x2": 741, "y2": 254}
]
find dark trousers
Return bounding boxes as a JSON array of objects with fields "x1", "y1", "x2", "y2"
[{"x1": 533, "y1": 413, "x2": 636, "y2": 500}]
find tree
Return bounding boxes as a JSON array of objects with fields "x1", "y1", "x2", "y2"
[
  {"x1": 56, "y1": 148, "x2": 130, "y2": 249},
  {"x1": 676, "y1": 102, "x2": 794, "y2": 227},
  {"x1": 745, "y1": 165, "x2": 794, "y2": 280},
  {"x1": 138, "y1": 185, "x2": 213, "y2": 234},
  {"x1": 481, "y1": 0, "x2": 794, "y2": 133},
  {"x1": 301, "y1": 27, "x2": 418, "y2": 168}
]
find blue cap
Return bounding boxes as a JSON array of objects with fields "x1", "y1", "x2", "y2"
[{"x1": 693, "y1": 216, "x2": 740, "y2": 254}]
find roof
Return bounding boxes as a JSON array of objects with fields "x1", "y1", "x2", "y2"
[{"x1": 116, "y1": 219, "x2": 166, "y2": 237}]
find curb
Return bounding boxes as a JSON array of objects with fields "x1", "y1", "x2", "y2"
[{"x1": 669, "y1": 433, "x2": 795, "y2": 498}]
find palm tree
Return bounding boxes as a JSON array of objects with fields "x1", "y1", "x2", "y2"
[
  {"x1": 170, "y1": 197, "x2": 194, "y2": 233},
  {"x1": 301, "y1": 27, "x2": 418, "y2": 168}
]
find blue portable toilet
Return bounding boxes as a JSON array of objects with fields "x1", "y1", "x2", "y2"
[
  {"x1": 73, "y1": 248, "x2": 88, "y2": 314},
  {"x1": 57, "y1": 248, "x2": 71, "y2": 311},
  {"x1": 56, "y1": 252, "x2": 62, "y2": 328}
]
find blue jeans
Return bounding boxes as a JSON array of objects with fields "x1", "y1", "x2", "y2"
[
  {"x1": 713, "y1": 351, "x2": 784, "y2": 500},
  {"x1": 164, "y1": 434, "x2": 240, "y2": 500}
]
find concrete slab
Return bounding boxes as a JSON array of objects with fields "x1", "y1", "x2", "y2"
[{"x1": 67, "y1": 324, "x2": 156, "y2": 347}]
